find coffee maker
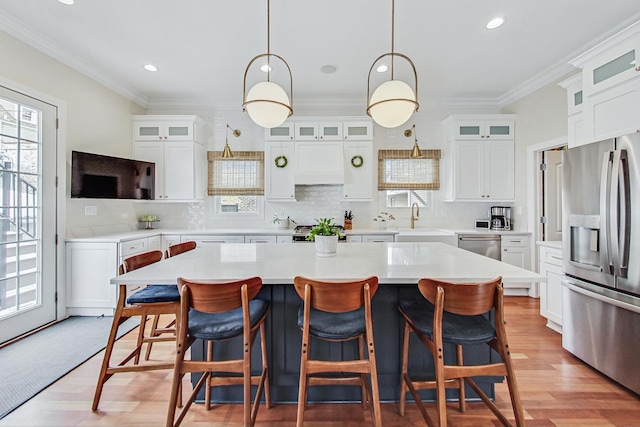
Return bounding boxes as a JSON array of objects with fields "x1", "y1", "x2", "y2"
[{"x1": 490, "y1": 206, "x2": 511, "y2": 231}]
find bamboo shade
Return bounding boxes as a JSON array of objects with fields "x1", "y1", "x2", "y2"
[
  {"x1": 208, "y1": 151, "x2": 264, "y2": 196},
  {"x1": 378, "y1": 149, "x2": 441, "y2": 190}
]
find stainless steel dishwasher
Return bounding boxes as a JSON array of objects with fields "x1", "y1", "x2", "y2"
[{"x1": 458, "y1": 234, "x2": 501, "y2": 260}]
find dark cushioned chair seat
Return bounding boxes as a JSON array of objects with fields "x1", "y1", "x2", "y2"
[
  {"x1": 188, "y1": 299, "x2": 269, "y2": 341},
  {"x1": 399, "y1": 299, "x2": 495, "y2": 346},
  {"x1": 126, "y1": 284, "x2": 180, "y2": 304},
  {"x1": 297, "y1": 304, "x2": 365, "y2": 340}
]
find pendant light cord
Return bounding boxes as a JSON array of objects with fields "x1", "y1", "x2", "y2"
[
  {"x1": 391, "y1": 0, "x2": 395, "y2": 80},
  {"x1": 266, "y1": 0, "x2": 271, "y2": 82}
]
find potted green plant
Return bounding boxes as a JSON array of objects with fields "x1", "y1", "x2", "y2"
[
  {"x1": 272, "y1": 214, "x2": 296, "y2": 229},
  {"x1": 306, "y1": 217, "x2": 343, "y2": 257}
]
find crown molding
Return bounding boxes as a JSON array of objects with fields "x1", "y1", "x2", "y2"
[{"x1": 0, "y1": 12, "x2": 149, "y2": 108}]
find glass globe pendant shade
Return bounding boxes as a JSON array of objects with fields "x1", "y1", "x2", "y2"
[
  {"x1": 245, "y1": 81, "x2": 291, "y2": 129},
  {"x1": 369, "y1": 80, "x2": 416, "y2": 128}
]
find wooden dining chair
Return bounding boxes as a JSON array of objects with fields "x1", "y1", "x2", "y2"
[
  {"x1": 92, "y1": 250, "x2": 181, "y2": 411},
  {"x1": 293, "y1": 276, "x2": 382, "y2": 427},
  {"x1": 142, "y1": 241, "x2": 198, "y2": 361},
  {"x1": 166, "y1": 276, "x2": 270, "y2": 427},
  {"x1": 398, "y1": 276, "x2": 525, "y2": 427}
]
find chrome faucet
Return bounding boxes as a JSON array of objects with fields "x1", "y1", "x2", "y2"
[{"x1": 410, "y1": 202, "x2": 419, "y2": 229}]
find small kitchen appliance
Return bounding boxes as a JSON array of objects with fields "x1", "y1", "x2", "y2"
[{"x1": 490, "y1": 206, "x2": 511, "y2": 231}]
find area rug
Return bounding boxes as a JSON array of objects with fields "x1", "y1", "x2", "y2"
[{"x1": 0, "y1": 315, "x2": 139, "y2": 419}]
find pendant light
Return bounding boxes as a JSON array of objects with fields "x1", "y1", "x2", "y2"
[
  {"x1": 367, "y1": 0, "x2": 419, "y2": 129},
  {"x1": 242, "y1": 0, "x2": 293, "y2": 129},
  {"x1": 405, "y1": 124, "x2": 423, "y2": 158},
  {"x1": 222, "y1": 124, "x2": 241, "y2": 159}
]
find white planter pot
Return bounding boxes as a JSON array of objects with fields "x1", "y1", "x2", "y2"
[
  {"x1": 276, "y1": 219, "x2": 289, "y2": 229},
  {"x1": 314, "y1": 235, "x2": 339, "y2": 257}
]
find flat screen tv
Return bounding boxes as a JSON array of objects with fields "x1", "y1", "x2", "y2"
[{"x1": 71, "y1": 151, "x2": 155, "y2": 200}]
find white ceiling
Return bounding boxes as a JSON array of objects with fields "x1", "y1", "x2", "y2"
[{"x1": 1, "y1": 0, "x2": 640, "y2": 111}]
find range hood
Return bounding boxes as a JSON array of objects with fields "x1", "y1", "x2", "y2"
[{"x1": 294, "y1": 141, "x2": 344, "y2": 185}]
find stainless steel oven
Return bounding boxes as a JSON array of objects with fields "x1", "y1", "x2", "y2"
[{"x1": 292, "y1": 225, "x2": 347, "y2": 243}]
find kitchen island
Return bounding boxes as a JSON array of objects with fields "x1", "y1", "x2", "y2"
[{"x1": 112, "y1": 242, "x2": 544, "y2": 403}]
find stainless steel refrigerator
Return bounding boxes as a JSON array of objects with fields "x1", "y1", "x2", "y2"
[{"x1": 562, "y1": 132, "x2": 640, "y2": 394}]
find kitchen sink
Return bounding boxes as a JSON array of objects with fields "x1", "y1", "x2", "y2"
[{"x1": 393, "y1": 229, "x2": 458, "y2": 245}]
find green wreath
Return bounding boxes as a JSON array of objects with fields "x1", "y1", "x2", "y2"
[
  {"x1": 350, "y1": 154, "x2": 364, "y2": 168},
  {"x1": 274, "y1": 155, "x2": 288, "y2": 168}
]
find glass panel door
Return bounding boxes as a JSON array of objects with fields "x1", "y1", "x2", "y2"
[{"x1": 0, "y1": 86, "x2": 57, "y2": 344}]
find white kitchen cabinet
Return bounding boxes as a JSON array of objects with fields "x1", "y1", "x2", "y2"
[
  {"x1": 276, "y1": 235, "x2": 292, "y2": 243},
  {"x1": 162, "y1": 235, "x2": 182, "y2": 252},
  {"x1": 295, "y1": 140, "x2": 344, "y2": 185},
  {"x1": 343, "y1": 141, "x2": 373, "y2": 201},
  {"x1": 346, "y1": 235, "x2": 363, "y2": 243},
  {"x1": 264, "y1": 141, "x2": 296, "y2": 201},
  {"x1": 443, "y1": 116, "x2": 515, "y2": 141},
  {"x1": 567, "y1": 25, "x2": 640, "y2": 145},
  {"x1": 66, "y1": 235, "x2": 163, "y2": 316},
  {"x1": 442, "y1": 115, "x2": 515, "y2": 202},
  {"x1": 133, "y1": 115, "x2": 205, "y2": 201},
  {"x1": 265, "y1": 123, "x2": 295, "y2": 141},
  {"x1": 501, "y1": 235, "x2": 534, "y2": 297},
  {"x1": 343, "y1": 121, "x2": 373, "y2": 140},
  {"x1": 445, "y1": 139, "x2": 514, "y2": 201},
  {"x1": 294, "y1": 121, "x2": 343, "y2": 141},
  {"x1": 133, "y1": 115, "x2": 203, "y2": 142},
  {"x1": 538, "y1": 243, "x2": 563, "y2": 333}
]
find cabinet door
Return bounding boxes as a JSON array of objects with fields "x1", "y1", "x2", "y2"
[
  {"x1": 454, "y1": 140, "x2": 485, "y2": 199},
  {"x1": 319, "y1": 122, "x2": 343, "y2": 140},
  {"x1": 484, "y1": 140, "x2": 515, "y2": 200},
  {"x1": 134, "y1": 121, "x2": 164, "y2": 141},
  {"x1": 454, "y1": 120, "x2": 484, "y2": 139},
  {"x1": 148, "y1": 236, "x2": 162, "y2": 251},
  {"x1": 540, "y1": 262, "x2": 564, "y2": 327},
  {"x1": 134, "y1": 142, "x2": 165, "y2": 199},
  {"x1": 164, "y1": 142, "x2": 195, "y2": 200},
  {"x1": 265, "y1": 123, "x2": 295, "y2": 141},
  {"x1": 484, "y1": 120, "x2": 514, "y2": 140},
  {"x1": 582, "y1": 38, "x2": 640, "y2": 96},
  {"x1": 295, "y1": 141, "x2": 344, "y2": 184},
  {"x1": 265, "y1": 142, "x2": 296, "y2": 201},
  {"x1": 343, "y1": 141, "x2": 373, "y2": 201},
  {"x1": 583, "y1": 78, "x2": 640, "y2": 142},
  {"x1": 66, "y1": 242, "x2": 118, "y2": 312},
  {"x1": 162, "y1": 235, "x2": 182, "y2": 252},
  {"x1": 343, "y1": 121, "x2": 373, "y2": 140},
  {"x1": 346, "y1": 235, "x2": 363, "y2": 243},
  {"x1": 295, "y1": 122, "x2": 319, "y2": 140},
  {"x1": 164, "y1": 121, "x2": 193, "y2": 140},
  {"x1": 567, "y1": 112, "x2": 586, "y2": 148}
]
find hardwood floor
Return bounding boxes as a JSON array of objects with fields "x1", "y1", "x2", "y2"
[{"x1": 1, "y1": 297, "x2": 639, "y2": 426}]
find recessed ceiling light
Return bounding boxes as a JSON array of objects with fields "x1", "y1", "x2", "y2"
[
  {"x1": 58, "y1": 0, "x2": 74, "y2": 4},
  {"x1": 144, "y1": 64, "x2": 158, "y2": 72},
  {"x1": 486, "y1": 17, "x2": 505, "y2": 30},
  {"x1": 260, "y1": 64, "x2": 272, "y2": 72},
  {"x1": 376, "y1": 64, "x2": 388, "y2": 73},
  {"x1": 320, "y1": 65, "x2": 337, "y2": 74}
]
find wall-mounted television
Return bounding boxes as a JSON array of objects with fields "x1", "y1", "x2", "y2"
[{"x1": 71, "y1": 151, "x2": 155, "y2": 200}]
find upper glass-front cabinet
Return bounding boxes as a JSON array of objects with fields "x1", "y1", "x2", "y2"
[
  {"x1": 455, "y1": 120, "x2": 514, "y2": 140},
  {"x1": 265, "y1": 123, "x2": 294, "y2": 141},
  {"x1": 343, "y1": 121, "x2": 373, "y2": 140},
  {"x1": 134, "y1": 120, "x2": 193, "y2": 141},
  {"x1": 582, "y1": 37, "x2": 640, "y2": 96}
]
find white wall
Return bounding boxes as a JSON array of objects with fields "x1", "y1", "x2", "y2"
[
  {"x1": 502, "y1": 73, "x2": 572, "y2": 231},
  {"x1": 0, "y1": 30, "x2": 146, "y2": 237}
]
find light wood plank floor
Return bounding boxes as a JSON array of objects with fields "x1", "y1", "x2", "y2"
[{"x1": 1, "y1": 297, "x2": 639, "y2": 426}]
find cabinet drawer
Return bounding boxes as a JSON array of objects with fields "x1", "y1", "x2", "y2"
[
  {"x1": 539, "y1": 245, "x2": 563, "y2": 267},
  {"x1": 501, "y1": 236, "x2": 528, "y2": 247},
  {"x1": 182, "y1": 235, "x2": 245, "y2": 245},
  {"x1": 120, "y1": 238, "x2": 148, "y2": 257}
]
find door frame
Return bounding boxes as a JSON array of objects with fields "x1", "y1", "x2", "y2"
[
  {"x1": 526, "y1": 136, "x2": 566, "y2": 273},
  {"x1": 0, "y1": 75, "x2": 67, "y2": 321}
]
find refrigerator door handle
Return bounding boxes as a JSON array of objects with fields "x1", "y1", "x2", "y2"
[
  {"x1": 612, "y1": 149, "x2": 631, "y2": 278},
  {"x1": 600, "y1": 151, "x2": 614, "y2": 274}
]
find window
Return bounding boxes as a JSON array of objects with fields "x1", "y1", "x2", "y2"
[
  {"x1": 378, "y1": 149, "x2": 440, "y2": 209},
  {"x1": 208, "y1": 151, "x2": 264, "y2": 215}
]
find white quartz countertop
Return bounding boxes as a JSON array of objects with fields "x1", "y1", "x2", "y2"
[
  {"x1": 111, "y1": 242, "x2": 544, "y2": 285},
  {"x1": 66, "y1": 227, "x2": 528, "y2": 242}
]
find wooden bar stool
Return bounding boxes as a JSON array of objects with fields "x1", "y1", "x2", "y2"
[
  {"x1": 166, "y1": 276, "x2": 270, "y2": 427},
  {"x1": 92, "y1": 250, "x2": 181, "y2": 411},
  {"x1": 398, "y1": 276, "x2": 525, "y2": 427},
  {"x1": 143, "y1": 241, "x2": 198, "y2": 361},
  {"x1": 293, "y1": 276, "x2": 382, "y2": 427}
]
